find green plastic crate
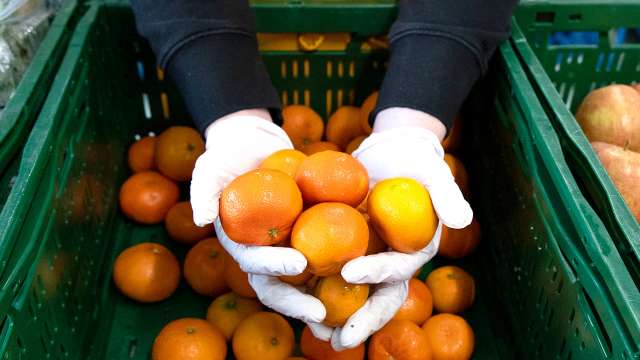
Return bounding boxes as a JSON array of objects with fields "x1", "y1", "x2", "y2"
[
  {"x1": 513, "y1": 1, "x2": 640, "y2": 288},
  {"x1": 0, "y1": 0, "x2": 85, "y2": 211},
  {"x1": 1, "y1": 2, "x2": 640, "y2": 359}
]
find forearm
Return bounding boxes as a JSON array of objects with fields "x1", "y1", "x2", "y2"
[
  {"x1": 130, "y1": 0, "x2": 280, "y2": 133},
  {"x1": 376, "y1": 0, "x2": 518, "y2": 130}
]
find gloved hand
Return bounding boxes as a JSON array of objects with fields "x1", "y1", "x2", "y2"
[
  {"x1": 190, "y1": 109, "x2": 292, "y2": 227},
  {"x1": 214, "y1": 218, "x2": 326, "y2": 324},
  {"x1": 320, "y1": 107, "x2": 473, "y2": 350},
  {"x1": 190, "y1": 109, "x2": 326, "y2": 324}
]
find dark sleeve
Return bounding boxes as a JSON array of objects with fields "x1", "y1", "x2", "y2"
[
  {"x1": 130, "y1": 0, "x2": 280, "y2": 133},
  {"x1": 375, "y1": 0, "x2": 518, "y2": 129}
]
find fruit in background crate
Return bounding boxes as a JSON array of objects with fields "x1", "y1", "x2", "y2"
[
  {"x1": 128, "y1": 135, "x2": 156, "y2": 173},
  {"x1": 183, "y1": 238, "x2": 229, "y2": 297},
  {"x1": 438, "y1": 218, "x2": 481, "y2": 259},
  {"x1": 155, "y1": 126, "x2": 205, "y2": 181},
  {"x1": 314, "y1": 275, "x2": 369, "y2": 327},
  {"x1": 232, "y1": 312, "x2": 294, "y2": 360},
  {"x1": 282, "y1": 105, "x2": 324, "y2": 149},
  {"x1": 291, "y1": 202, "x2": 369, "y2": 276},
  {"x1": 360, "y1": 91, "x2": 378, "y2": 135},
  {"x1": 393, "y1": 278, "x2": 433, "y2": 325},
  {"x1": 422, "y1": 314, "x2": 475, "y2": 360},
  {"x1": 591, "y1": 141, "x2": 640, "y2": 222},
  {"x1": 36, "y1": 251, "x2": 69, "y2": 300},
  {"x1": 368, "y1": 178, "x2": 437, "y2": 253},
  {"x1": 224, "y1": 258, "x2": 257, "y2": 298},
  {"x1": 279, "y1": 267, "x2": 313, "y2": 286},
  {"x1": 206, "y1": 292, "x2": 262, "y2": 340},
  {"x1": 426, "y1": 266, "x2": 475, "y2": 314},
  {"x1": 152, "y1": 318, "x2": 226, "y2": 360},
  {"x1": 301, "y1": 141, "x2": 341, "y2": 155},
  {"x1": 575, "y1": 84, "x2": 640, "y2": 152},
  {"x1": 300, "y1": 325, "x2": 365, "y2": 360},
  {"x1": 165, "y1": 201, "x2": 214, "y2": 244},
  {"x1": 220, "y1": 169, "x2": 303, "y2": 246},
  {"x1": 444, "y1": 154, "x2": 470, "y2": 197},
  {"x1": 295, "y1": 150, "x2": 369, "y2": 207},
  {"x1": 443, "y1": 115, "x2": 463, "y2": 153},
  {"x1": 346, "y1": 135, "x2": 366, "y2": 154},
  {"x1": 113, "y1": 243, "x2": 180, "y2": 303},
  {"x1": 119, "y1": 171, "x2": 180, "y2": 224},
  {"x1": 260, "y1": 149, "x2": 307, "y2": 178},
  {"x1": 368, "y1": 319, "x2": 432, "y2": 360},
  {"x1": 326, "y1": 106, "x2": 366, "y2": 150}
]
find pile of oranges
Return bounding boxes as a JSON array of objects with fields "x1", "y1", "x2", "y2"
[
  {"x1": 112, "y1": 93, "x2": 481, "y2": 360},
  {"x1": 281, "y1": 92, "x2": 377, "y2": 155}
]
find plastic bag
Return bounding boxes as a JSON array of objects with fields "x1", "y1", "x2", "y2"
[{"x1": 0, "y1": 0, "x2": 52, "y2": 110}]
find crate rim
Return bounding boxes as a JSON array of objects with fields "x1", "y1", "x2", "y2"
[
  {"x1": 499, "y1": 38, "x2": 640, "y2": 354},
  {"x1": 1, "y1": 1, "x2": 640, "y2": 357}
]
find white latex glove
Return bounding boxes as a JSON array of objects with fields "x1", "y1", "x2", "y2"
[
  {"x1": 320, "y1": 108, "x2": 473, "y2": 350},
  {"x1": 214, "y1": 218, "x2": 326, "y2": 323},
  {"x1": 191, "y1": 109, "x2": 327, "y2": 324},
  {"x1": 190, "y1": 109, "x2": 293, "y2": 227}
]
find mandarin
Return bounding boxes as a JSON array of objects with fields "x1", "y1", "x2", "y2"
[
  {"x1": 291, "y1": 203, "x2": 368, "y2": 276},
  {"x1": 113, "y1": 243, "x2": 180, "y2": 302},
  {"x1": 119, "y1": 171, "x2": 179, "y2": 224},
  {"x1": 295, "y1": 150, "x2": 368, "y2": 207},
  {"x1": 220, "y1": 169, "x2": 303, "y2": 245}
]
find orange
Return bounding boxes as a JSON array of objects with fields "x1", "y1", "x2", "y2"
[
  {"x1": 113, "y1": 243, "x2": 180, "y2": 302},
  {"x1": 279, "y1": 267, "x2": 314, "y2": 286},
  {"x1": 128, "y1": 136, "x2": 156, "y2": 173},
  {"x1": 314, "y1": 275, "x2": 369, "y2": 327},
  {"x1": 442, "y1": 115, "x2": 462, "y2": 154},
  {"x1": 301, "y1": 141, "x2": 341, "y2": 155},
  {"x1": 260, "y1": 149, "x2": 307, "y2": 177},
  {"x1": 364, "y1": 213, "x2": 388, "y2": 255},
  {"x1": 232, "y1": 312, "x2": 294, "y2": 360},
  {"x1": 119, "y1": 171, "x2": 180, "y2": 224},
  {"x1": 286, "y1": 358, "x2": 308, "y2": 360},
  {"x1": 438, "y1": 218, "x2": 481, "y2": 259},
  {"x1": 345, "y1": 135, "x2": 366, "y2": 154},
  {"x1": 368, "y1": 319, "x2": 431, "y2": 360},
  {"x1": 291, "y1": 203, "x2": 369, "y2": 276},
  {"x1": 224, "y1": 258, "x2": 257, "y2": 298},
  {"x1": 422, "y1": 314, "x2": 475, "y2": 360},
  {"x1": 393, "y1": 278, "x2": 433, "y2": 325},
  {"x1": 300, "y1": 325, "x2": 365, "y2": 360},
  {"x1": 152, "y1": 318, "x2": 226, "y2": 360},
  {"x1": 155, "y1": 126, "x2": 205, "y2": 181},
  {"x1": 220, "y1": 169, "x2": 303, "y2": 245},
  {"x1": 326, "y1": 106, "x2": 365, "y2": 150},
  {"x1": 444, "y1": 154, "x2": 470, "y2": 197},
  {"x1": 425, "y1": 266, "x2": 475, "y2": 314},
  {"x1": 165, "y1": 201, "x2": 214, "y2": 244},
  {"x1": 368, "y1": 178, "x2": 437, "y2": 253},
  {"x1": 295, "y1": 150, "x2": 369, "y2": 207},
  {"x1": 206, "y1": 292, "x2": 262, "y2": 340},
  {"x1": 183, "y1": 238, "x2": 229, "y2": 297},
  {"x1": 282, "y1": 105, "x2": 324, "y2": 149},
  {"x1": 360, "y1": 91, "x2": 378, "y2": 135}
]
